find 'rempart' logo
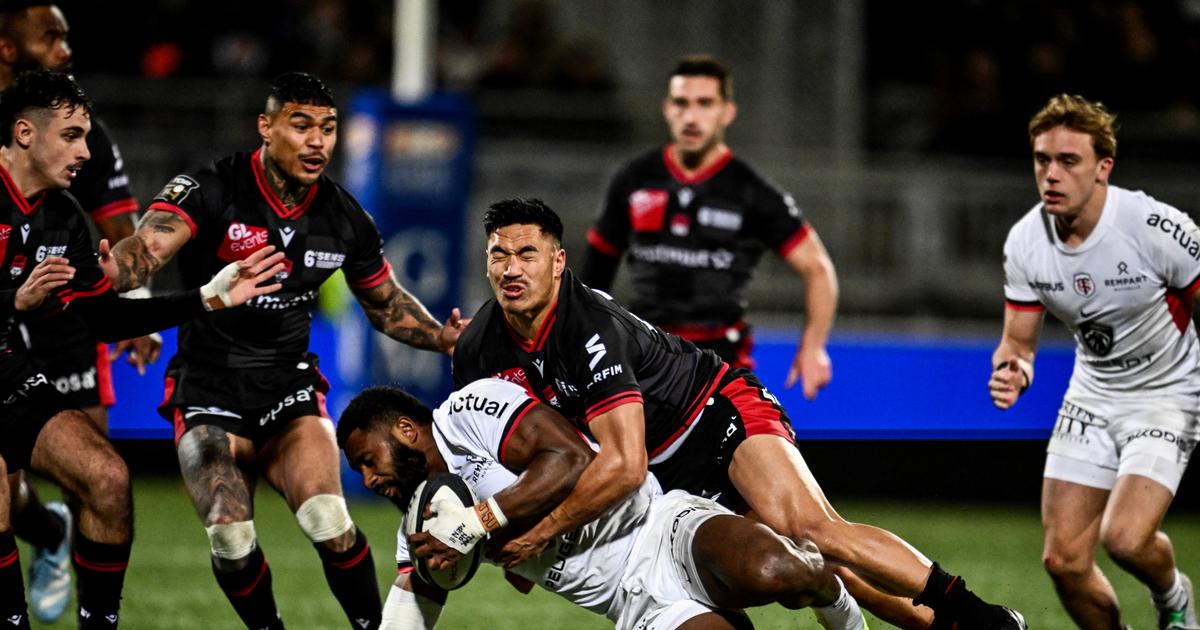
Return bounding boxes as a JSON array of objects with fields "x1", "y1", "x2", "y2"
[
  {"x1": 1073, "y1": 272, "x2": 1096, "y2": 298},
  {"x1": 217, "y1": 222, "x2": 268, "y2": 262}
]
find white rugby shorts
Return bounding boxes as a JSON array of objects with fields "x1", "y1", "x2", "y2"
[
  {"x1": 609, "y1": 490, "x2": 735, "y2": 630},
  {"x1": 1044, "y1": 392, "x2": 1199, "y2": 494}
]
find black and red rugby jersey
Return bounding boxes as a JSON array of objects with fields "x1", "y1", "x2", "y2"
[
  {"x1": 148, "y1": 149, "x2": 392, "y2": 369},
  {"x1": 0, "y1": 165, "x2": 113, "y2": 351},
  {"x1": 452, "y1": 268, "x2": 726, "y2": 459},
  {"x1": 19, "y1": 117, "x2": 139, "y2": 354},
  {"x1": 584, "y1": 146, "x2": 809, "y2": 327}
]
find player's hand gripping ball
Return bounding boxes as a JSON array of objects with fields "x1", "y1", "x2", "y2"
[{"x1": 404, "y1": 474, "x2": 484, "y2": 590}]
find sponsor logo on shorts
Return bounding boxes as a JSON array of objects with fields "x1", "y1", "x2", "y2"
[
  {"x1": 217, "y1": 222, "x2": 269, "y2": 262},
  {"x1": 1079, "y1": 322, "x2": 1114, "y2": 356},
  {"x1": 1052, "y1": 401, "x2": 1102, "y2": 445},
  {"x1": 1122, "y1": 427, "x2": 1197, "y2": 453},
  {"x1": 1, "y1": 373, "x2": 48, "y2": 405},
  {"x1": 52, "y1": 367, "x2": 97, "y2": 396},
  {"x1": 446, "y1": 391, "x2": 511, "y2": 419},
  {"x1": 259, "y1": 384, "x2": 316, "y2": 426},
  {"x1": 34, "y1": 244, "x2": 67, "y2": 262},
  {"x1": 542, "y1": 529, "x2": 580, "y2": 589},
  {"x1": 184, "y1": 406, "x2": 241, "y2": 420}
]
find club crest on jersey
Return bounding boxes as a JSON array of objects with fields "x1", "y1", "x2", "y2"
[
  {"x1": 1073, "y1": 272, "x2": 1096, "y2": 298},
  {"x1": 1080, "y1": 321, "x2": 1114, "y2": 356},
  {"x1": 275, "y1": 258, "x2": 293, "y2": 281},
  {"x1": 628, "y1": 188, "x2": 668, "y2": 232},
  {"x1": 9, "y1": 254, "x2": 25, "y2": 278},
  {"x1": 670, "y1": 213, "x2": 691, "y2": 237},
  {"x1": 217, "y1": 222, "x2": 269, "y2": 262},
  {"x1": 156, "y1": 175, "x2": 199, "y2": 204}
]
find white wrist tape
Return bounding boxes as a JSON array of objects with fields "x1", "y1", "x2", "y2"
[
  {"x1": 119, "y1": 287, "x2": 151, "y2": 299},
  {"x1": 486, "y1": 497, "x2": 508, "y2": 528},
  {"x1": 426, "y1": 488, "x2": 488, "y2": 554},
  {"x1": 382, "y1": 583, "x2": 441, "y2": 630},
  {"x1": 200, "y1": 261, "x2": 241, "y2": 311}
]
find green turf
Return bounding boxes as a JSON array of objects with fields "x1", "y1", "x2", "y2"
[{"x1": 20, "y1": 476, "x2": 1200, "y2": 629}]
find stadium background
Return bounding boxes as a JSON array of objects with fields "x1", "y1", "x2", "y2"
[{"x1": 28, "y1": 0, "x2": 1200, "y2": 627}]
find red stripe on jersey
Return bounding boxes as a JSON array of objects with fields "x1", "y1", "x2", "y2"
[
  {"x1": 397, "y1": 565, "x2": 415, "y2": 575},
  {"x1": 498, "y1": 399, "x2": 537, "y2": 467},
  {"x1": 347, "y1": 260, "x2": 392, "y2": 289},
  {"x1": 147, "y1": 201, "x2": 199, "y2": 239},
  {"x1": 662, "y1": 145, "x2": 733, "y2": 185},
  {"x1": 90, "y1": 198, "x2": 139, "y2": 221},
  {"x1": 95, "y1": 342, "x2": 116, "y2": 407},
  {"x1": 72, "y1": 552, "x2": 127, "y2": 573},
  {"x1": 1004, "y1": 299, "x2": 1044, "y2": 312},
  {"x1": 584, "y1": 391, "x2": 643, "y2": 422},
  {"x1": 718, "y1": 373, "x2": 788, "y2": 437},
  {"x1": 250, "y1": 147, "x2": 319, "y2": 220},
  {"x1": 648, "y1": 363, "x2": 728, "y2": 458},
  {"x1": 0, "y1": 163, "x2": 44, "y2": 215},
  {"x1": 776, "y1": 224, "x2": 812, "y2": 258},
  {"x1": 1166, "y1": 287, "x2": 1193, "y2": 334},
  {"x1": 58, "y1": 277, "x2": 113, "y2": 304},
  {"x1": 504, "y1": 300, "x2": 558, "y2": 352},
  {"x1": 586, "y1": 227, "x2": 622, "y2": 257}
]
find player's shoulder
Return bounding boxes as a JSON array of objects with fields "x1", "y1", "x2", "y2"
[
  {"x1": 1110, "y1": 185, "x2": 1191, "y2": 227},
  {"x1": 451, "y1": 299, "x2": 504, "y2": 374},
  {"x1": 1004, "y1": 201, "x2": 1052, "y2": 249},
  {"x1": 438, "y1": 378, "x2": 532, "y2": 426}
]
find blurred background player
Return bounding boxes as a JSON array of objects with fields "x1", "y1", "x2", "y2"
[
  {"x1": 455, "y1": 198, "x2": 1025, "y2": 629},
  {"x1": 990, "y1": 94, "x2": 1199, "y2": 630},
  {"x1": 337, "y1": 380, "x2": 868, "y2": 630},
  {"x1": 0, "y1": 2, "x2": 159, "y2": 623},
  {"x1": 580, "y1": 54, "x2": 836, "y2": 399},
  {"x1": 103, "y1": 72, "x2": 466, "y2": 630},
  {"x1": 0, "y1": 69, "x2": 284, "y2": 629}
]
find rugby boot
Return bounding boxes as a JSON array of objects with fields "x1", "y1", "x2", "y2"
[
  {"x1": 1157, "y1": 572, "x2": 1200, "y2": 630},
  {"x1": 28, "y1": 501, "x2": 72, "y2": 623}
]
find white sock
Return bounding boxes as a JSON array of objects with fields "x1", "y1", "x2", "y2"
[
  {"x1": 813, "y1": 575, "x2": 866, "y2": 630},
  {"x1": 1153, "y1": 569, "x2": 1187, "y2": 611}
]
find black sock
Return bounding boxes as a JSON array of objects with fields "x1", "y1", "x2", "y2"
[
  {"x1": 212, "y1": 546, "x2": 283, "y2": 629},
  {"x1": 916, "y1": 562, "x2": 1002, "y2": 629},
  {"x1": 13, "y1": 497, "x2": 66, "y2": 551},
  {"x1": 314, "y1": 528, "x2": 381, "y2": 630},
  {"x1": 73, "y1": 534, "x2": 130, "y2": 629},
  {"x1": 0, "y1": 531, "x2": 30, "y2": 629}
]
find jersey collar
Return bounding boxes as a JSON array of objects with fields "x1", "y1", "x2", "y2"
[
  {"x1": 250, "y1": 147, "x2": 319, "y2": 220},
  {"x1": 0, "y1": 163, "x2": 46, "y2": 216},
  {"x1": 662, "y1": 144, "x2": 733, "y2": 185},
  {"x1": 503, "y1": 296, "x2": 559, "y2": 353}
]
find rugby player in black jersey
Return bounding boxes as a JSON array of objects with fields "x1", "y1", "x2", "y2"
[
  {"x1": 580, "y1": 55, "x2": 835, "y2": 397},
  {"x1": 453, "y1": 198, "x2": 1027, "y2": 630},
  {"x1": 0, "y1": 3, "x2": 157, "y2": 621},
  {"x1": 103, "y1": 72, "x2": 466, "y2": 630},
  {"x1": 0, "y1": 69, "x2": 284, "y2": 629}
]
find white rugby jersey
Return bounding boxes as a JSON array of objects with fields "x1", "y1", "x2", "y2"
[
  {"x1": 1003, "y1": 185, "x2": 1200, "y2": 397},
  {"x1": 395, "y1": 378, "x2": 659, "y2": 615}
]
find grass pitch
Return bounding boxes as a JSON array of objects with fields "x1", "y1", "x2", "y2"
[{"x1": 21, "y1": 475, "x2": 1200, "y2": 629}]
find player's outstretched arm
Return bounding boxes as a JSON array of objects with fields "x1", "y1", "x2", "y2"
[
  {"x1": 492, "y1": 402, "x2": 647, "y2": 568},
  {"x1": 382, "y1": 572, "x2": 444, "y2": 630},
  {"x1": 352, "y1": 278, "x2": 465, "y2": 354},
  {"x1": 782, "y1": 230, "x2": 838, "y2": 398},
  {"x1": 103, "y1": 209, "x2": 192, "y2": 291},
  {"x1": 409, "y1": 403, "x2": 593, "y2": 568},
  {"x1": 989, "y1": 306, "x2": 1044, "y2": 410}
]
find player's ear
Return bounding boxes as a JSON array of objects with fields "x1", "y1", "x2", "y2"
[
  {"x1": 12, "y1": 118, "x2": 33, "y2": 150},
  {"x1": 0, "y1": 37, "x2": 16, "y2": 66},
  {"x1": 257, "y1": 113, "x2": 272, "y2": 145},
  {"x1": 1095, "y1": 156, "x2": 1114, "y2": 183},
  {"x1": 554, "y1": 246, "x2": 566, "y2": 278},
  {"x1": 721, "y1": 100, "x2": 738, "y2": 126},
  {"x1": 392, "y1": 416, "x2": 419, "y2": 447}
]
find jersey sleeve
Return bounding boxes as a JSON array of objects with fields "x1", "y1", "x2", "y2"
[
  {"x1": 745, "y1": 176, "x2": 810, "y2": 257},
  {"x1": 1142, "y1": 201, "x2": 1200, "y2": 295},
  {"x1": 340, "y1": 194, "x2": 392, "y2": 291},
  {"x1": 395, "y1": 520, "x2": 413, "y2": 566},
  {"x1": 1002, "y1": 227, "x2": 1042, "y2": 309},
  {"x1": 146, "y1": 165, "x2": 220, "y2": 240},
  {"x1": 575, "y1": 298, "x2": 644, "y2": 424},
  {"x1": 70, "y1": 119, "x2": 138, "y2": 221},
  {"x1": 436, "y1": 378, "x2": 539, "y2": 468},
  {"x1": 586, "y1": 166, "x2": 635, "y2": 258}
]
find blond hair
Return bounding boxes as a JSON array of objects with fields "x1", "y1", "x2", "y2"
[{"x1": 1028, "y1": 94, "x2": 1118, "y2": 159}]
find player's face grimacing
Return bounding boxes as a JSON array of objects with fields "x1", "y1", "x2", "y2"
[
  {"x1": 259, "y1": 102, "x2": 337, "y2": 187},
  {"x1": 486, "y1": 224, "x2": 566, "y2": 322},
  {"x1": 662, "y1": 75, "x2": 736, "y2": 164},
  {"x1": 1032, "y1": 125, "x2": 1113, "y2": 218},
  {"x1": 27, "y1": 105, "x2": 90, "y2": 190},
  {"x1": 344, "y1": 426, "x2": 435, "y2": 509},
  {"x1": 5, "y1": 5, "x2": 72, "y2": 74}
]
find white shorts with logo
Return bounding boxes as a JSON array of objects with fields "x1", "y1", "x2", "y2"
[
  {"x1": 608, "y1": 490, "x2": 739, "y2": 630},
  {"x1": 1044, "y1": 391, "x2": 1200, "y2": 494}
]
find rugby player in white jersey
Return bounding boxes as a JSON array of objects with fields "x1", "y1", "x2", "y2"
[
  {"x1": 336, "y1": 379, "x2": 868, "y2": 630},
  {"x1": 990, "y1": 93, "x2": 1200, "y2": 630}
]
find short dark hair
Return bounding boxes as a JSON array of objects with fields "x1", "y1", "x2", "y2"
[
  {"x1": 265, "y1": 72, "x2": 335, "y2": 115},
  {"x1": 0, "y1": 69, "x2": 90, "y2": 147},
  {"x1": 669, "y1": 54, "x2": 733, "y2": 101},
  {"x1": 483, "y1": 198, "x2": 564, "y2": 245},
  {"x1": 336, "y1": 386, "x2": 433, "y2": 449}
]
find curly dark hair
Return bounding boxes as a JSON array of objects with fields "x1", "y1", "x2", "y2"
[
  {"x1": 336, "y1": 385, "x2": 433, "y2": 448},
  {"x1": 0, "y1": 69, "x2": 91, "y2": 147},
  {"x1": 483, "y1": 198, "x2": 564, "y2": 246},
  {"x1": 265, "y1": 72, "x2": 335, "y2": 114}
]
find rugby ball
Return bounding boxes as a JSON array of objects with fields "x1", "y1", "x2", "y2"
[{"x1": 403, "y1": 474, "x2": 484, "y2": 590}]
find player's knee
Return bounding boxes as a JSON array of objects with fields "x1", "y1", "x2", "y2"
[
  {"x1": 1099, "y1": 523, "x2": 1150, "y2": 564},
  {"x1": 206, "y1": 520, "x2": 257, "y2": 562},
  {"x1": 748, "y1": 535, "x2": 828, "y2": 601},
  {"x1": 82, "y1": 456, "x2": 131, "y2": 516},
  {"x1": 1042, "y1": 541, "x2": 1091, "y2": 580},
  {"x1": 295, "y1": 493, "x2": 354, "y2": 546}
]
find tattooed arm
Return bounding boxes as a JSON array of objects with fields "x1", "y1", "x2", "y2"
[
  {"x1": 103, "y1": 210, "x2": 193, "y2": 292},
  {"x1": 352, "y1": 277, "x2": 466, "y2": 354}
]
